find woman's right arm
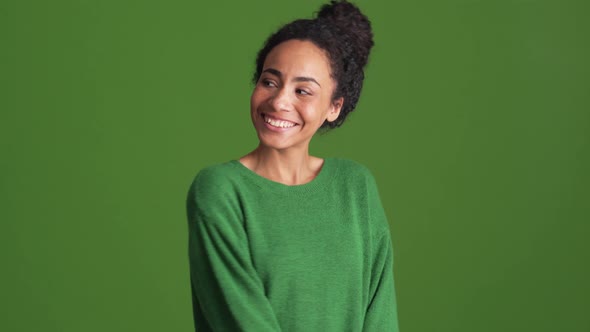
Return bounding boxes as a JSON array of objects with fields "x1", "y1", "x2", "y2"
[{"x1": 186, "y1": 170, "x2": 282, "y2": 332}]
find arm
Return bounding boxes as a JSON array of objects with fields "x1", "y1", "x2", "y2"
[
  {"x1": 363, "y1": 230, "x2": 400, "y2": 332},
  {"x1": 186, "y1": 171, "x2": 282, "y2": 332},
  {"x1": 363, "y1": 171, "x2": 400, "y2": 331}
]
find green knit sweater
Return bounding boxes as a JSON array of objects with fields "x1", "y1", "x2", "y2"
[{"x1": 186, "y1": 158, "x2": 399, "y2": 331}]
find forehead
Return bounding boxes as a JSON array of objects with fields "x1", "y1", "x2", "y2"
[{"x1": 263, "y1": 40, "x2": 332, "y2": 81}]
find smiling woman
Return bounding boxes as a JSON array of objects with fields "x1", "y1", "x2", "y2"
[
  {"x1": 186, "y1": 1, "x2": 400, "y2": 331},
  {"x1": 251, "y1": 40, "x2": 341, "y2": 153}
]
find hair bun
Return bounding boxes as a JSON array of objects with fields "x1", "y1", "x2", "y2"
[{"x1": 316, "y1": 0, "x2": 374, "y2": 67}]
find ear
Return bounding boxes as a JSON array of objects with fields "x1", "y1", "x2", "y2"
[{"x1": 326, "y1": 97, "x2": 344, "y2": 122}]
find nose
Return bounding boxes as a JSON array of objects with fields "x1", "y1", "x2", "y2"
[{"x1": 269, "y1": 87, "x2": 292, "y2": 112}]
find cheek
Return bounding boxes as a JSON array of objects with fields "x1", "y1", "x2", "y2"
[
  {"x1": 303, "y1": 101, "x2": 326, "y2": 118},
  {"x1": 250, "y1": 87, "x2": 265, "y2": 111},
  {"x1": 297, "y1": 107, "x2": 320, "y2": 126}
]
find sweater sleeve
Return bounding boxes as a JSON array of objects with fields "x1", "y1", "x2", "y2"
[
  {"x1": 363, "y1": 230, "x2": 400, "y2": 332},
  {"x1": 186, "y1": 171, "x2": 282, "y2": 332},
  {"x1": 363, "y1": 172, "x2": 400, "y2": 332}
]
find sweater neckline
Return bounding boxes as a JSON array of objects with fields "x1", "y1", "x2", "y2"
[{"x1": 228, "y1": 157, "x2": 336, "y2": 194}]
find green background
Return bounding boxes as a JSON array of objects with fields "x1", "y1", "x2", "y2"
[{"x1": 2, "y1": 0, "x2": 589, "y2": 331}]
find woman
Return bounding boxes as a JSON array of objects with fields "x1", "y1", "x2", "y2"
[{"x1": 186, "y1": 1, "x2": 399, "y2": 331}]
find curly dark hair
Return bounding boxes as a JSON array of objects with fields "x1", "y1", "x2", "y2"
[{"x1": 252, "y1": 0, "x2": 374, "y2": 130}]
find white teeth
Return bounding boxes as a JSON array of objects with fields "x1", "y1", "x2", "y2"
[{"x1": 264, "y1": 115, "x2": 296, "y2": 128}]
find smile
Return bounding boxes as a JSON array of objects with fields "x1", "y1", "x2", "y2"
[{"x1": 263, "y1": 114, "x2": 297, "y2": 128}]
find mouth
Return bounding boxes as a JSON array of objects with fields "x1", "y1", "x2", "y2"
[{"x1": 261, "y1": 113, "x2": 299, "y2": 129}]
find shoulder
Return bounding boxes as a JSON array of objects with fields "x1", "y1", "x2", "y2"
[
  {"x1": 187, "y1": 160, "x2": 243, "y2": 204},
  {"x1": 329, "y1": 157, "x2": 378, "y2": 185},
  {"x1": 191, "y1": 161, "x2": 238, "y2": 189},
  {"x1": 330, "y1": 158, "x2": 389, "y2": 230},
  {"x1": 186, "y1": 161, "x2": 247, "y2": 222}
]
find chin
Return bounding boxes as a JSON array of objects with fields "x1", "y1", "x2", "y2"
[{"x1": 257, "y1": 135, "x2": 291, "y2": 151}]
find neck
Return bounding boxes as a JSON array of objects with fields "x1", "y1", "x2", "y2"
[{"x1": 240, "y1": 144, "x2": 322, "y2": 186}]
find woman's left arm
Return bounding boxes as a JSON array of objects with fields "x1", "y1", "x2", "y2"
[
  {"x1": 363, "y1": 229, "x2": 400, "y2": 332},
  {"x1": 362, "y1": 171, "x2": 400, "y2": 331}
]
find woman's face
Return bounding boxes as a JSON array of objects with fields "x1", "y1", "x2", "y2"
[{"x1": 250, "y1": 39, "x2": 342, "y2": 151}]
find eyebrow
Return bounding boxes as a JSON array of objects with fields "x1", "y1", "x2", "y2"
[{"x1": 262, "y1": 68, "x2": 321, "y2": 87}]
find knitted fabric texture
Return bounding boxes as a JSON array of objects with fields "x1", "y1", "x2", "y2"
[{"x1": 186, "y1": 158, "x2": 399, "y2": 331}]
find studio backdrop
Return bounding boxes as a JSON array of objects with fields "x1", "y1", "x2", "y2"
[{"x1": 1, "y1": 0, "x2": 588, "y2": 331}]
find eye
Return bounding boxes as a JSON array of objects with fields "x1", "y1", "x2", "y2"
[
  {"x1": 296, "y1": 88, "x2": 311, "y2": 96},
  {"x1": 261, "y1": 79, "x2": 277, "y2": 88}
]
